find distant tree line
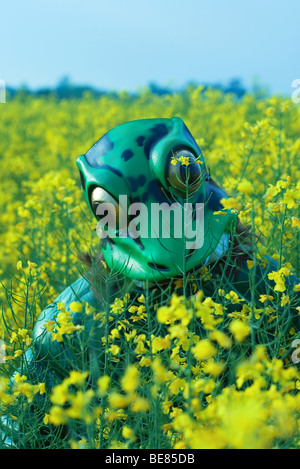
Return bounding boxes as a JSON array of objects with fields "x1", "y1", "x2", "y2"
[{"x1": 5, "y1": 76, "x2": 267, "y2": 101}]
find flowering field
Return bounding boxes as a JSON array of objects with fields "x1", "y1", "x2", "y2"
[{"x1": 0, "y1": 87, "x2": 300, "y2": 449}]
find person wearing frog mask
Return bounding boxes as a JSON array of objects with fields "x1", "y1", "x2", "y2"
[{"x1": 1, "y1": 117, "x2": 299, "y2": 448}]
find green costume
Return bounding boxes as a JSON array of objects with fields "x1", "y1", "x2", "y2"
[{"x1": 1, "y1": 117, "x2": 299, "y2": 448}]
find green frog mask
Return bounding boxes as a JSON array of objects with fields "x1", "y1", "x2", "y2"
[{"x1": 76, "y1": 117, "x2": 237, "y2": 282}]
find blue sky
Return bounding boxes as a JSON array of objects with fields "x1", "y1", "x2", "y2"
[{"x1": 0, "y1": 0, "x2": 299, "y2": 95}]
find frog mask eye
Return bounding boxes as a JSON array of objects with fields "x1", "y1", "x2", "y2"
[
  {"x1": 90, "y1": 186, "x2": 122, "y2": 230},
  {"x1": 167, "y1": 148, "x2": 202, "y2": 197}
]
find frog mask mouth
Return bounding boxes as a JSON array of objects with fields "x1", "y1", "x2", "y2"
[{"x1": 76, "y1": 117, "x2": 237, "y2": 282}]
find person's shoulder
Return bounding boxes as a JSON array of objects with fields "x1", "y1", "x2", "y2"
[
  {"x1": 32, "y1": 276, "x2": 98, "y2": 349},
  {"x1": 54, "y1": 275, "x2": 98, "y2": 308}
]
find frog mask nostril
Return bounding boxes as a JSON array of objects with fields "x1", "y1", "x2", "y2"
[{"x1": 147, "y1": 262, "x2": 170, "y2": 272}]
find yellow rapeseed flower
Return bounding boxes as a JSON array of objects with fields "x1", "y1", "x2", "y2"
[
  {"x1": 120, "y1": 365, "x2": 139, "y2": 393},
  {"x1": 69, "y1": 301, "x2": 83, "y2": 313},
  {"x1": 192, "y1": 339, "x2": 217, "y2": 361},
  {"x1": 229, "y1": 320, "x2": 251, "y2": 343}
]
